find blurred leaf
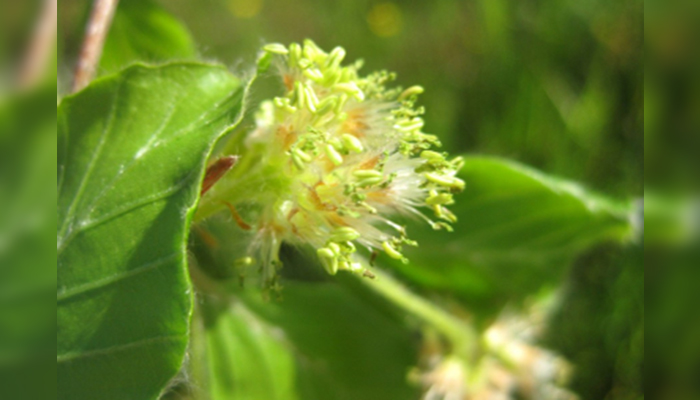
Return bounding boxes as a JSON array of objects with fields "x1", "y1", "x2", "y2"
[
  {"x1": 197, "y1": 298, "x2": 298, "y2": 400},
  {"x1": 646, "y1": 242, "x2": 700, "y2": 399},
  {"x1": 57, "y1": 63, "x2": 243, "y2": 400},
  {"x1": 100, "y1": 0, "x2": 195, "y2": 74},
  {"x1": 643, "y1": 191, "x2": 696, "y2": 246},
  {"x1": 391, "y1": 156, "x2": 635, "y2": 317},
  {"x1": 0, "y1": 85, "x2": 56, "y2": 400},
  {"x1": 546, "y1": 244, "x2": 644, "y2": 400},
  {"x1": 239, "y1": 279, "x2": 419, "y2": 400}
]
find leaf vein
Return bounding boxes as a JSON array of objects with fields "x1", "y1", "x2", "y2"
[
  {"x1": 57, "y1": 78, "x2": 123, "y2": 250},
  {"x1": 56, "y1": 172, "x2": 193, "y2": 254},
  {"x1": 81, "y1": 101, "x2": 180, "y2": 221},
  {"x1": 57, "y1": 333, "x2": 185, "y2": 363},
  {"x1": 57, "y1": 253, "x2": 180, "y2": 302}
]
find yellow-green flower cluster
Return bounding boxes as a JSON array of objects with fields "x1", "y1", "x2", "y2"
[{"x1": 201, "y1": 40, "x2": 464, "y2": 286}]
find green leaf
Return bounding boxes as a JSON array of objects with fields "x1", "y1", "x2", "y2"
[
  {"x1": 100, "y1": 0, "x2": 196, "y2": 74},
  {"x1": 239, "y1": 279, "x2": 419, "y2": 400},
  {"x1": 195, "y1": 298, "x2": 298, "y2": 400},
  {"x1": 57, "y1": 63, "x2": 244, "y2": 400},
  {"x1": 392, "y1": 156, "x2": 635, "y2": 316},
  {"x1": 0, "y1": 85, "x2": 57, "y2": 400}
]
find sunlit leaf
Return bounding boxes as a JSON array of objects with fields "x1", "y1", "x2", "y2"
[{"x1": 57, "y1": 63, "x2": 243, "y2": 400}]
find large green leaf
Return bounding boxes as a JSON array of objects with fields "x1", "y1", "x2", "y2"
[
  {"x1": 100, "y1": 0, "x2": 196, "y2": 74},
  {"x1": 391, "y1": 156, "x2": 635, "y2": 316},
  {"x1": 57, "y1": 63, "x2": 244, "y2": 400},
  {"x1": 0, "y1": 86, "x2": 57, "y2": 400}
]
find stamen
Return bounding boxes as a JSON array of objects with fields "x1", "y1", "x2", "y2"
[
  {"x1": 341, "y1": 133, "x2": 364, "y2": 153},
  {"x1": 330, "y1": 227, "x2": 361, "y2": 242},
  {"x1": 324, "y1": 144, "x2": 343, "y2": 165},
  {"x1": 222, "y1": 201, "x2": 252, "y2": 231},
  {"x1": 263, "y1": 43, "x2": 289, "y2": 55},
  {"x1": 382, "y1": 241, "x2": 406, "y2": 262},
  {"x1": 399, "y1": 85, "x2": 424, "y2": 100}
]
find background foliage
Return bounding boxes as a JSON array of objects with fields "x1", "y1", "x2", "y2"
[{"x1": 1, "y1": 0, "x2": 656, "y2": 399}]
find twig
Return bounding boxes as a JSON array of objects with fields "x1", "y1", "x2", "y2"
[
  {"x1": 71, "y1": 0, "x2": 119, "y2": 92},
  {"x1": 18, "y1": 0, "x2": 57, "y2": 89}
]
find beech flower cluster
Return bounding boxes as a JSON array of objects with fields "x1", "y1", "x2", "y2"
[{"x1": 200, "y1": 40, "x2": 464, "y2": 287}]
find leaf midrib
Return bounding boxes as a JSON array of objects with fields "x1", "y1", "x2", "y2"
[
  {"x1": 57, "y1": 253, "x2": 180, "y2": 302},
  {"x1": 57, "y1": 333, "x2": 186, "y2": 363},
  {"x1": 57, "y1": 79, "x2": 122, "y2": 253}
]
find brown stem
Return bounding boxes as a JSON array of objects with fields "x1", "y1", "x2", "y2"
[
  {"x1": 71, "y1": 0, "x2": 119, "y2": 92},
  {"x1": 18, "y1": 0, "x2": 57, "y2": 89}
]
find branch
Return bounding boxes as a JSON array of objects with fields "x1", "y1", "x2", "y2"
[
  {"x1": 71, "y1": 0, "x2": 119, "y2": 92},
  {"x1": 18, "y1": 0, "x2": 57, "y2": 89}
]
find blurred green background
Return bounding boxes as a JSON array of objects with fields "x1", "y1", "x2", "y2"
[{"x1": 60, "y1": 0, "x2": 644, "y2": 197}]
